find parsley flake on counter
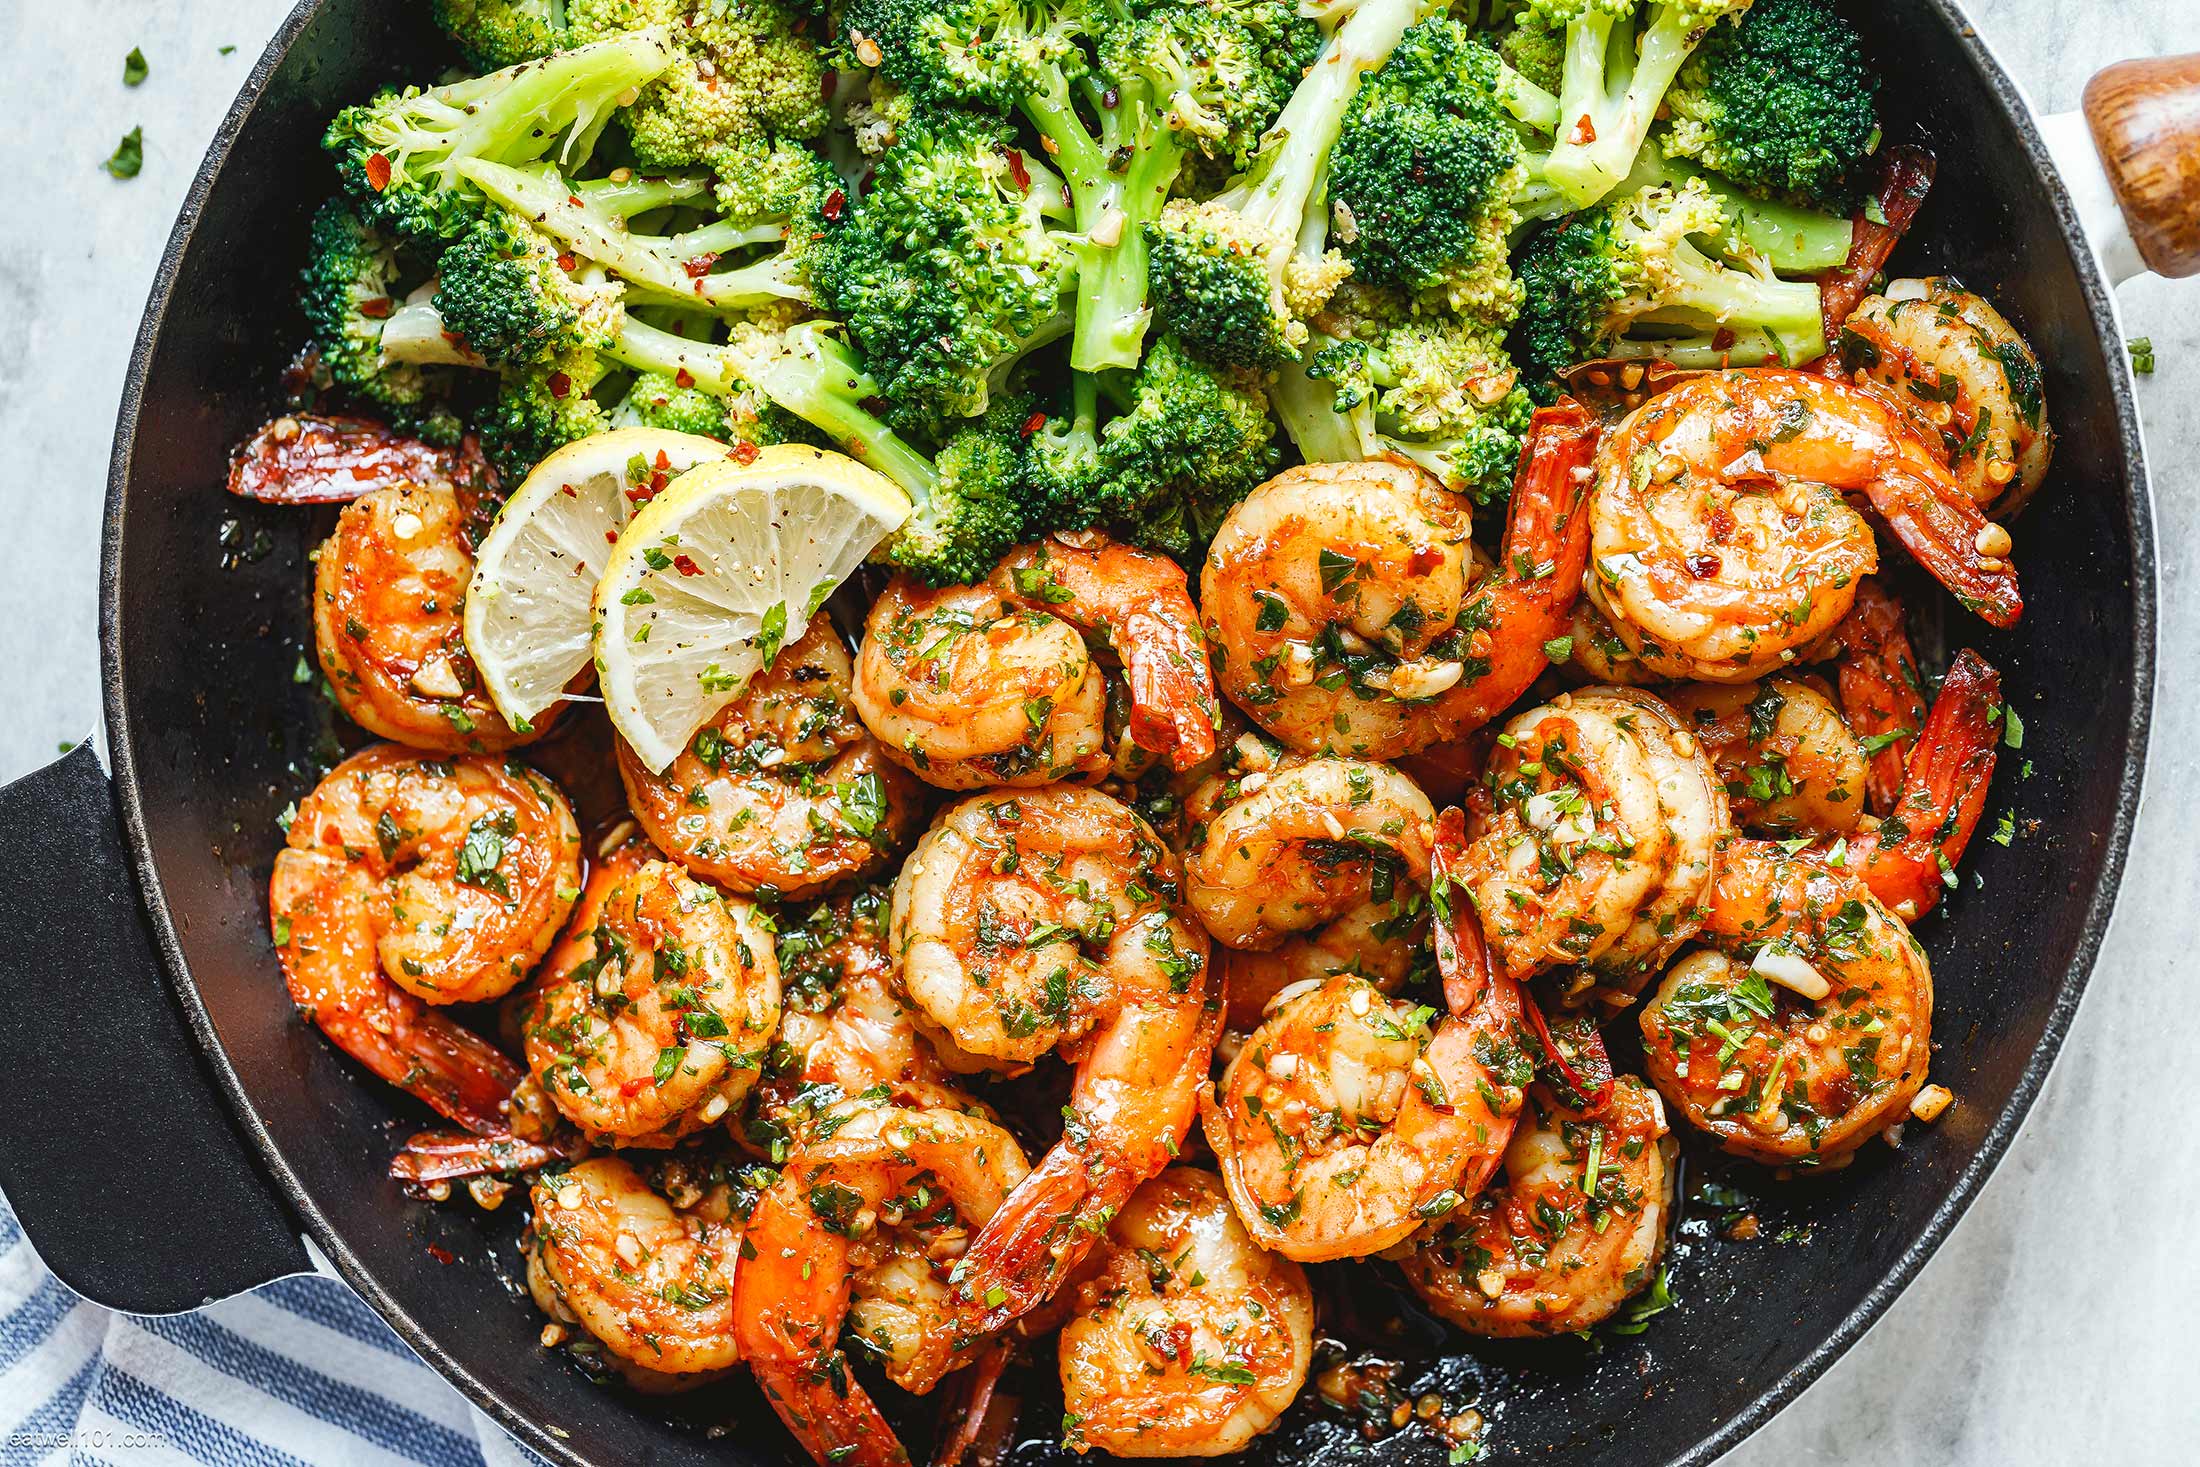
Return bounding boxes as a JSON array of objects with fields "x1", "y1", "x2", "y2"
[
  {"x1": 124, "y1": 48, "x2": 149, "y2": 86},
  {"x1": 104, "y1": 127, "x2": 143, "y2": 179},
  {"x1": 2128, "y1": 336, "x2": 2155, "y2": 374}
]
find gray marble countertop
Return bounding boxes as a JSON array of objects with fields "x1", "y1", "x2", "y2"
[{"x1": 3, "y1": 1, "x2": 2196, "y2": 1461}]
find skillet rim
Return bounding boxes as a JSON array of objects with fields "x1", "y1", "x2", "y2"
[{"x1": 94, "y1": 2, "x2": 2159, "y2": 1463}]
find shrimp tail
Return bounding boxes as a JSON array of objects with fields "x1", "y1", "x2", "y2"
[
  {"x1": 1831, "y1": 579, "x2": 1930, "y2": 812},
  {"x1": 1120, "y1": 603, "x2": 1219, "y2": 770},
  {"x1": 930, "y1": 1338, "x2": 1016, "y2": 1467},
  {"x1": 1865, "y1": 463, "x2": 2023, "y2": 627},
  {"x1": 1818, "y1": 145, "x2": 1936, "y2": 342},
  {"x1": 1445, "y1": 402, "x2": 1600, "y2": 726},
  {"x1": 1855, "y1": 649, "x2": 2002, "y2": 918},
  {"x1": 1428, "y1": 807, "x2": 1491, "y2": 1017},
  {"x1": 312, "y1": 986, "x2": 524, "y2": 1135},
  {"x1": 751, "y1": 1359, "x2": 912, "y2": 1467},
  {"x1": 387, "y1": 1128, "x2": 571, "y2": 1184}
]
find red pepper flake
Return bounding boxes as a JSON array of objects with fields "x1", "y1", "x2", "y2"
[
  {"x1": 822, "y1": 187, "x2": 846, "y2": 222},
  {"x1": 617, "y1": 1076, "x2": 651, "y2": 1098},
  {"x1": 605, "y1": 530, "x2": 619, "y2": 545},
  {"x1": 1685, "y1": 552, "x2": 1722, "y2": 579},
  {"x1": 1407, "y1": 546, "x2": 1443, "y2": 575},
  {"x1": 861, "y1": 395, "x2": 891, "y2": 417},
  {"x1": 556, "y1": 252, "x2": 578, "y2": 272},
  {"x1": 1712, "y1": 327, "x2": 1737, "y2": 352},
  {"x1": 675, "y1": 367, "x2": 695, "y2": 389},
  {"x1": 358, "y1": 297, "x2": 393, "y2": 320},
  {"x1": 1020, "y1": 410, "x2": 1047, "y2": 439},
  {"x1": 561, "y1": 483, "x2": 578, "y2": 497},
  {"x1": 820, "y1": 71, "x2": 837, "y2": 101},
  {"x1": 1570, "y1": 115, "x2": 1597, "y2": 146},
  {"x1": 568, "y1": 194, "x2": 585, "y2": 208},
  {"x1": 654, "y1": 450, "x2": 672, "y2": 470},
  {"x1": 649, "y1": 472, "x2": 668, "y2": 494},
  {"x1": 426, "y1": 1244, "x2": 455, "y2": 1265},
  {"x1": 684, "y1": 252, "x2": 721, "y2": 279},
  {"x1": 624, "y1": 485, "x2": 655, "y2": 505},
  {"x1": 731, "y1": 441, "x2": 760, "y2": 465},
  {"x1": 364, "y1": 152, "x2": 392, "y2": 191},
  {"x1": 548, "y1": 371, "x2": 572, "y2": 400},
  {"x1": 673, "y1": 554, "x2": 703, "y2": 577},
  {"x1": 1001, "y1": 148, "x2": 1031, "y2": 192}
]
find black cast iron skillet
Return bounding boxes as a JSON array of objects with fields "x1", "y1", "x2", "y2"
[{"x1": 0, "y1": 3, "x2": 2185, "y2": 1464}]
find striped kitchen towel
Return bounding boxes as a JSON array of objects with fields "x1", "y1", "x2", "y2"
[{"x1": 0, "y1": 1198, "x2": 547, "y2": 1467}]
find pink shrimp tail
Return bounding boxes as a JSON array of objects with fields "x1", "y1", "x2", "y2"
[
  {"x1": 1832, "y1": 579, "x2": 1930, "y2": 812},
  {"x1": 1121, "y1": 603, "x2": 1219, "y2": 770},
  {"x1": 1854, "y1": 649, "x2": 2002, "y2": 917},
  {"x1": 930, "y1": 1339, "x2": 1016, "y2": 1467},
  {"x1": 386, "y1": 1128, "x2": 571, "y2": 1184},
  {"x1": 1428, "y1": 808, "x2": 1492, "y2": 1018},
  {"x1": 315, "y1": 985, "x2": 523, "y2": 1136}
]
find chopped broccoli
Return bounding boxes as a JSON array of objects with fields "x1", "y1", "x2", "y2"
[
  {"x1": 324, "y1": 32, "x2": 676, "y2": 244},
  {"x1": 842, "y1": 0, "x2": 1313, "y2": 373},
  {"x1": 609, "y1": 318, "x2": 1029, "y2": 584},
  {"x1": 567, "y1": 0, "x2": 829, "y2": 177},
  {"x1": 477, "y1": 347, "x2": 623, "y2": 480},
  {"x1": 431, "y1": 0, "x2": 571, "y2": 69},
  {"x1": 1518, "y1": 0, "x2": 1752, "y2": 210},
  {"x1": 1027, "y1": 338, "x2": 1279, "y2": 555},
  {"x1": 1510, "y1": 175, "x2": 1826, "y2": 393},
  {"x1": 433, "y1": 212, "x2": 626, "y2": 363},
  {"x1": 1663, "y1": 0, "x2": 1878, "y2": 208},
  {"x1": 1329, "y1": 17, "x2": 1554, "y2": 324},
  {"x1": 811, "y1": 102, "x2": 1073, "y2": 439},
  {"x1": 1146, "y1": 0, "x2": 1432, "y2": 371},
  {"x1": 299, "y1": 199, "x2": 457, "y2": 411},
  {"x1": 1275, "y1": 283, "x2": 1534, "y2": 502},
  {"x1": 456, "y1": 148, "x2": 832, "y2": 312}
]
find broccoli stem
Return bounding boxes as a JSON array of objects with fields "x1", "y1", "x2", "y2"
[
  {"x1": 1545, "y1": 5, "x2": 1708, "y2": 208},
  {"x1": 1227, "y1": 0, "x2": 1431, "y2": 238},
  {"x1": 423, "y1": 32, "x2": 674, "y2": 182},
  {"x1": 1518, "y1": 146, "x2": 1855, "y2": 272},
  {"x1": 609, "y1": 318, "x2": 941, "y2": 500},
  {"x1": 1069, "y1": 82, "x2": 1183, "y2": 373},
  {"x1": 1650, "y1": 243, "x2": 1827, "y2": 363}
]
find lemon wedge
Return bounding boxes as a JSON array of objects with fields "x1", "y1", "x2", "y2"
[
  {"x1": 592, "y1": 445, "x2": 910, "y2": 772},
  {"x1": 464, "y1": 428, "x2": 732, "y2": 726}
]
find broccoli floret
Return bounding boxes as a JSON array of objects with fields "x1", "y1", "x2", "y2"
[
  {"x1": 477, "y1": 347, "x2": 622, "y2": 481},
  {"x1": 432, "y1": 0, "x2": 571, "y2": 69},
  {"x1": 608, "y1": 318, "x2": 1028, "y2": 583},
  {"x1": 1510, "y1": 175, "x2": 1826, "y2": 393},
  {"x1": 324, "y1": 31, "x2": 677, "y2": 244},
  {"x1": 1277, "y1": 285, "x2": 1534, "y2": 503},
  {"x1": 457, "y1": 147, "x2": 832, "y2": 312},
  {"x1": 1498, "y1": 10, "x2": 1565, "y2": 92},
  {"x1": 844, "y1": 0, "x2": 1311, "y2": 372},
  {"x1": 1662, "y1": 0, "x2": 1876, "y2": 208},
  {"x1": 433, "y1": 212, "x2": 626, "y2": 363},
  {"x1": 812, "y1": 103, "x2": 1073, "y2": 439},
  {"x1": 567, "y1": 0, "x2": 829, "y2": 176},
  {"x1": 1518, "y1": 0, "x2": 1751, "y2": 210},
  {"x1": 1146, "y1": 0, "x2": 1432, "y2": 371},
  {"x1": 1028, "y1": 338, "x2": 1279, "y2": 555},
  {"x1": 1330, "y1": 17, "x2": 1555, "y2": 324},
  {"x1": 300, "y1": 199, "x2": 456, "y2": 411}
]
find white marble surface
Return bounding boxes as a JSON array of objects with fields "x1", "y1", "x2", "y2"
[{"x1": 2, "y1": 1, "x2": 2197, "y2": 1461}]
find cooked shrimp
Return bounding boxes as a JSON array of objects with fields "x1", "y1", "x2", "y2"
[
  {"x1": 526, "y1": 1156, "x2": 746, "y2": 1391},
  {"x1": 616, "y1": 619, "x2": 926, "y2": 899},
  {"x1": 521, "y1": 857, "x2": 781, "y2": 1148},
  {"x1": 269, "y1": 745, "x2": 580, "y2": 1132},
  {"x1": 1180, "y1": 752, "x2": 1435, "y2": 1027},
  {"x1": 1200, "y1": 405, "x2": 1601, "y2": 759},
  {"x1": 314, "y1": 482, "x2": 553, "y2": 751},
  {"x1": 1058, "y1": 1167, "x2": 1315, "y2": 1458},
  {"x1": 742, "y1": 885, "x2": 973, "y2": 1159},
  {"x1": 1587, "y1": 371, "x2": 2020, "y2": 685},
  {"x1": 1666, "y1": 675, "x2": 1868, "y2": 837},
  {"x1": 852, "y1": 534, "x2": 1217, "y2": 790},
  {"x1": 889, "y1": 785, "x2": 1222, "y2": 1350},
  {"x1": 1841, "y1": 278, "x2": 2052, "y2": 517},
  {"x1": 1843, "y1": 648, "x2": 2002, "y2": 921},
  {"x1": 1823, "y1": 578, "x2": 1929, "y2": 813},
  {"x1": 1640, "y1": 844, "x2": 1930, "y2": 1167},
  {"x1": 1203, "y1": 812, "x2": 1529, "y2": 1263},
  {"x1": 1395, "y1": 1075, "x2": 1674, "y2": 1337},
  {"x1": 1453, "y1": 688, "x2": 1727, "y2": 991},
  {"x1": 734, "y1": 1098, "x2": 1033, "y2": 1467}
]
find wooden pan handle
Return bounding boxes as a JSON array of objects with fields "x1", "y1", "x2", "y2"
[{"x1": 2083, "y1": 52, "x2": 2200, "y2": 279}]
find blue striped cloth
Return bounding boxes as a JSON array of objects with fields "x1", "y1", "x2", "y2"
[{"x1": 0, "y1": 1197, "x2": 546, "y2": 1467}]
